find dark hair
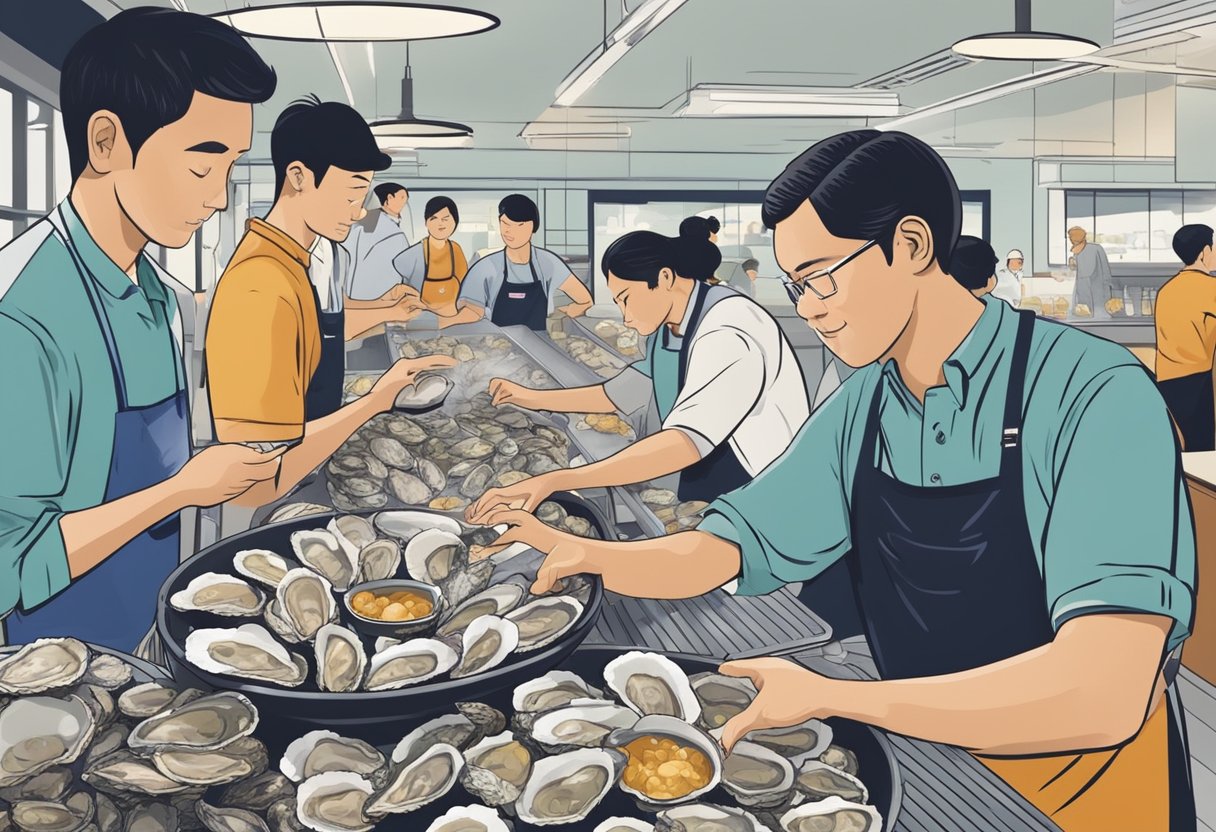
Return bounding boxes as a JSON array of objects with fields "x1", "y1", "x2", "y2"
[
  {"x1": 61, "y1": 7, "x2": 277, "y2": 180},
  {"x1": 601, "y1": 229, "x2": 722, "y2": 288},
  {"x1": 678, "y1": 215, "x2": 720, "y2": 240},
  {"x1": 375, "y1": 183, "x2": 407, "y2": 206},
  {"x1": 271, "y1": 95, "x2": 391, "y2": 196},
  {"x1": 499, "y1": 194, "x2": 540, "y2": 231},
  {"x1": 1173, "y1": 224, "x2": 1214, "y2": 266},
  {"x1": 763, "y1": 129, "x2": 961, "y2": 271},
  {"x1": 741, "y1": 258, "x2": 760, "y2": 272},
  {"x1": 948, "y1": 235, "x2": 998, "y2": 291},
  {"x1": 425, "y1": 196, "x2": 460, "y2": 226}
]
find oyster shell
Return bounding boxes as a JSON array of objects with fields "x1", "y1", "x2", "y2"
[
  {"x1": 280, "y1": 732, "x2": 384, "y2": 784},
  {"x1": 81, "y1": 655, "x2": 134, "y2": 692},
  {"x1": 425, "y1": 805, "x2": 512, "y2": 832},
  {"x1": 513, "y1": 671, "x2": 603, "y2": 715},
  {"x1": 451, "y1": 438, "x2": 495, "y2": 460},
  {"x1": 339, "y1": 478, "x2": 379, "y2": 499},
  {"x1": 0, "y1": 639, "x2": 89, "y2": 694},
  {"x1": 171, "y1": 573, "x2": 265, "y2": 618},
  {"x1": 312, "y1": 625, "x2": 366, "y2": 694},
  {"x1": 456, "y1": 703, "x2": 507, "y2": 739},
  {"x1": 128, "y1": 692, "x2": 258, "y2": 753},
  {"x1": 185, "y1": 625, "x2": 307, "y2": 688},
  {"x1": 373, "y1": 637, "x2": 399, "y2": 654},
  {"x1": 690, "y1": 673, "x2": 758, "y2": 730},
  {"x1": 269, "y1": 569, "x2": 338, "y2": 643},
  {"x1": 721, "y1": 741, "x2": 796, "y2": 808},
  {"x1": 0, "y1": 696, "x2": 95, "y2": 787},
  {"x1": 818, "y1": 745, "x2": 860, "y2": 777},
  {"x1": 437, "y1": 584, "x2": 527, "y2": 638},
  {"x1": 388, "y1": 470, "x2": 434, "y2": 505},
  {"x1": 604, "y1": 652, "x2": 701, "y2": 723},
  {"x1": 364, "y1": 744, "x2": 463, "y2": 817},
  {"x1": 295, "y1": 772, "x2": 373, "y2": 832},
  {"x1": 217, "y1": 772, "x2": 296, "y2": 813},
  {"x1": 654, "y1": 803, "x2": 765, "y2": 832},
  {"x1": 268, "y1": 503, "x2": 332, "y2": 525},
  {"x1": 514, "y1": 748, "x2": 624, "y2": 826},
  {"x1": 374, "y1": 510, "x2": 462, "y2": 543},
  {"x1": 404, "y1": 529, "x2": 468, "y2": 585},
  {"x1": 416, "y1": 459, "x2": 447, "y2": 494},
  {"x1": 640, "y1": 489, "x2": 678, "y2": 507},
  {"x1": 327, "y1": 516, "x2": 376, "y2": 563},
  {"x1": 116, "y1": 684, "x2": 176, "y2": 720},
  {"x1": 151, "y1": 737, "x2": 268, "y2": 786},
  {"x1": 529, "y1": 703, "x2": 639, "y2": 752},
  {"x1": 11, "y1": 792, "x2": 94, "y2": 832},
  {"x1": 608, "y1": 715, "x2": 723, "y2": 806},
  {"x1": 386, "y1": 416, "x2": 427, "y2": 445},
  {"x1": 82, "y1": 727, "x2": 129, "y2": 773},
  {"x1": 450, "y1": 616, "x2": 518, "y2": 679},
  {"x1": 72, "y1": 684, "x2": 117, "y2": 729},
  {"x1": 267, "y1": 799, "x2": 306, "y2": 832},
  {"x1": 495, "y1": 471, "x2": 530, "y2": 488},
  {"x1": 778, "y1": 798, "x2": 882, "y2": 832},
  {"x1": 369, "y1": 438, "x2": 413, "y2": 470},
  {"x1": 122, "y1": 802, "x2": 179, "y2": 832},
  {"x1": 83, "y1": 751, "x2": 190, "y2": 797},
  {"x1": 505, "y1": 597, "x2": 584, "y2": 653},
  {"x1": 290, "y1": 531, "x2": 356, "y2": 592},
  {"x1": 93, "y1": 794, "x2": 121, "y2": 832},
  {"x1": 794, "y1": 760, "x2": 868, "y2": 803},
  {"x1": 391, "y1": 715, "x2": 479, "y2": 767},
  {"x1": 595, "y1": 820, "x2": 655, "y2": 832},
  {"x1": 363, "y1": 639, "x2": 458, "y2": 692},
  {"x1": 712, "y1": 719, "x2": 833, "y2": 768},
  {"x1": 458, "y1": 465, "x2": 494, "y2": 499},
  {"x1": 460, "y1": 732, "x2": 532, "y2": 807},
  {"x1": 232, "y1": 550, "x2": 294, "y2": 590},
  {"x1": 195, "y1": 800, "x2": 269, "y2": 832},
  {"x1": 353, "y1": 539, "x2": 401, "y2": 585},
  {"x1": 446, "y1": 460, "x2": 478, "y2": 480},
  {"x1": 535, "y1": 502, "x2": 566, "y2": 527},
  {"x1": 440, "y1": 560, "x2": 494, "y2": 610}
]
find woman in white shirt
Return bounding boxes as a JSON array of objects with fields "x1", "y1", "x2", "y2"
[{"x1": 467, "y1": 225, "x2": 810, "y2": 519}]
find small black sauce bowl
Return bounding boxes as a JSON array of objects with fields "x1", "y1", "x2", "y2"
[{"x1": 343, "y1": 579, "x2": 444, "y2": 640}]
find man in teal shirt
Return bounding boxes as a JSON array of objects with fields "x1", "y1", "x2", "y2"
[
  {"x1": 0, "y1": 8, "x2": 288, "y2": 653},
  {"x1": 483, "y1": 130, "x2": 1196, "y2": 829}
]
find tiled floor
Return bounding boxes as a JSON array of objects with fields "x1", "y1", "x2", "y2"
[{"x1": 1180, "y1": 668, "x2": 1216, "y2": 831}]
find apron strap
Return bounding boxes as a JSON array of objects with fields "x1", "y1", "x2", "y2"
[
  {"x1": 676, "y1": 282, "x2": 711, "y2": 390},
  {"x1": 502, "y1": 246, "x2": 541, "y2": 286},
  {"x1": 999, "y1": 309, "x2": 1037, "y2": 453},
  {"x1": 423, "y1": 239, "x2": 457, "y2": 281}
]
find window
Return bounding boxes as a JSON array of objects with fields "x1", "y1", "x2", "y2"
[
  {"x1": 959, "y1": 191, "x2": 991, "y2": 241},
  {"x1": 1048, "y1": 188, "x2": 1216, "y2": 265},
  {"x1": 0, "y1": 80, "x2": 59, "y2": 248}
]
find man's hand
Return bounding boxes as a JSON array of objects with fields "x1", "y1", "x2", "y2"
[
  {"x1": 382, "y1": 294, "x2": 426, "y2": 324},
  {"x1": 717, "y1": 659, "x2": 831, "y2": 754},
  {"x1": 466, "y1": 472, "x2": 561, "y2": 523},
  {"x1": 489, "y1": 378, "x2": 541, "y2": 410},
  {"x1": 370, "y1": 355, "x2": 460, "y2": 409},
  {"x1": 556, "y1": 303, "x2": 590, "y2": 318},
  {"x1": 377, "y1": 284, "x2": 420, "y2": 304},
  {"x1": 481, "y1": 507, "x2": 594, "y2": 594},
  {"x1": 175, "y1": 444, "x2": 287, "y2": 508}
]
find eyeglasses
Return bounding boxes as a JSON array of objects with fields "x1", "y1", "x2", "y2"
[{"x1": 781, "y1": 239, "x2": 879, "y2": 303}]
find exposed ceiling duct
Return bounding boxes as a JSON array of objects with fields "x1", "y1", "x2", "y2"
[{"x1": 859, "y1": 49, "x2": 974, "y2": 91}]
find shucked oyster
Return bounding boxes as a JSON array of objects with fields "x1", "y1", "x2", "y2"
[
  {"x1": 529, "y1": 702, "x2": 639, "y2": 753},
  {"x1": 513, "y1": 671, "x2": 603, "y2": 715},
  {"x1": 690, "y1": 673, "x2": 758, "y2": 730},
  {"x1": 10, "y1": 790, "x2": 95, "y2": 832},
  {"x1": 778, "y1": 797, "x2": 883, "y2": 832},
  {"x1": 426, "y1": 805, "x2": 513, "y2": 832},
  {"x1": 83, "y1": 750, "x2": 191, "y2": 797},
  {"x1": 460, "y1": 731, "x2": 533, "y2": 807},
  {"x1": 712, "y1": 719, "x2": 833, "y2": 768},
  {"x1": 273, "y1": 569, "x2": 338, "y2": 642},
  {"x1": 795, "y1": 760, "x2": 869, "y2": 804},
  {"x1": 128, "y1": 691, "x2": 258, "y2": 753},
  {"x1": 721, "y1": 741, "x2": 796, "y2": 809},
  {"x1": 328, "y1": 515, "x2": 377, "y2": 562},
  {"x1": 82, "y1": 654, "x2": 135, "y2": 691},
  {"x1": 295, "y1": 771, "x2": 374, "y2": 832},
  {"x1": 117, "y1": 683, "x2": 178, "y2": 720},
  {"x1": 450, "y1": 616, "x2": 518, "y2": 679},
  {"x1": 354, "y1": 539, "x2": 401, "y2": 584},
  {"x1": 185, "y1": 624, "x2": 307, "y2": 688},
  {"x1": 0, "y1": 638, "x2": 89, "y2": 694},
  {"x1": 392, "y1": 715, "x2": 479, "y2": 767},
  {"x1": 437, "y1": 583, "x2": 527, "y2": 638},
  {"x1": 514, "y1": 747, "x2": 624, "y2": 826},
  {"x1": 280, "y1": 732, "x2": 384, "y2": 783},
  {"x1": 314, "y1": 625, "x2": 366, "y2": 693},
  {"x1": 404, "y1": 529, "x2": 468, "y2": 586},
  {"x1": 364, "y1": 744, "x2": 463, "y2": 817},
  {"x1": 233, "y1": 550, "x2": 294, "y2": 590},
  {"x1": 151, "y1": 736, "x2": 269, "y2": 786},
  {"x1": 506, "y1": 596, "x2": 584, "y2": 653},
  {"x1": 604, "y1": 652, "x2": 701, "y2": 723},
  {"x1": 0, "y1": 695, "x2": 96, "y2": 787},
  {"x1": 171, "y1": 573, "x2": 265, "y2": 617},
  {"x1": 655, "y1": 803, "x2": 765, "y2": 832},
  {"x1": 291, "y1": 530, "x2": 357, "y2": 592},
  {"x1": 364, "y1": 639, "x2": 458, "y2": 692},
  {"x1": 373, "y1": 511, "x2": 462, "y2": 543}
]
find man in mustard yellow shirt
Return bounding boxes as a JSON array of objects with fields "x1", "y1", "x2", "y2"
[
  {"x1": 1155, "y1": 223, "x2": 1216, "y2": 450},
  {"x1": 206, "y1": 97, "x2": 453, "y2": 506}
]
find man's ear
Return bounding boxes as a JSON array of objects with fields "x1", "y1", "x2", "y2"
[
  {"x1": 86, "y1": 111, "x2": 124, "y2": 174},
  {"x1": 287, "y1": 162, "x2": 310, "y2": 193},
  {"x1": 895, "y1": 215, "x2": 935, "y2": 275},
  {"x1": 659, "y1": 267, "x2": 676, "y2": 289}
]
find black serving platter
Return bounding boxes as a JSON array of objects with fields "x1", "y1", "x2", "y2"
[{"x1": 157, "y1": 494, "x2": 607, "y2": 752}]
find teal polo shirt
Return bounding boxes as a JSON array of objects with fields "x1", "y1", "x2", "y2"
[
  {"x1": 701, "y1": 297, "x2": 1197, "y2": 652},
  {"x1": 0, "y1": 200, "x2": 182, "y2": 615}
]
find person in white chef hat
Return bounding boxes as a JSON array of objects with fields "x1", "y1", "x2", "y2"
[{"x1": 994, "y1": 248, "x2": 1024, "y2": 307}]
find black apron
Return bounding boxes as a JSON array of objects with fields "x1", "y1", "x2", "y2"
[
  {"x1": 490, "y1": 247, "x2": 548, "y2": 331},
  {"x1": 1157, "y1": 372, "x2": 1214, "y2": 452},
  {"x1": 845, "y1": 309, "x2": 1193, "y2": 826},
  {"x1": 305, "y1": 282, "x2": 346, "y2": 420}
]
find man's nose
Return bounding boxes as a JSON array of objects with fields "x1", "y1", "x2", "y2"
[{"x1": 797, "y1": 290, "x2": 829, "y2": 322}]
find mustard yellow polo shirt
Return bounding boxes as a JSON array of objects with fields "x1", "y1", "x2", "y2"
[{"x1": 1155, "y1": 268, "x2": 1216, "y2": 382}]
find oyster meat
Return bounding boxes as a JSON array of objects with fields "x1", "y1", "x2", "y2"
[
  {"x1": 363, "y1": 639, "x2": 458, "y2": 692},
  {"x1": 280, "y1": 732, "x2": 384, "y2": 783},
  {"x1": 117, "y1": 684, "x2": 176, "y2": 720},
  {"x1": 529, "y1": 702, "x2": 639, "y2": 752},
  {"x1": 363, "y1": 744, "x2": 463, "y2": 817},
  {"x1": 171, "y1": 573, "x2": 265, "y2": 618},
  {"x1": 391, "y1": 715, "x2": 479, "y2": 767},
  {"x1": 0, "y1": 695, "x2": 96, "y2": 787},
  {"x1": 460, "y1": 731, "x2": 532, "y2": 807},
  {"x1": 404, "y1": 529, "x2": 468, "y2": 585},
  {"x1": 714, "y1": 719, "x2": 833, "y2": 767},
  {"x1": 290, "y1": 531, "x2": 357, "y2": 592},
  {"x1": 128, "y1": 691, "x2": 258, "y2": 753},
  {"x1": 0, "y1": 638, "x2": 89, "y2": 694},
  {"x1": 10, "y1": 791, "x2": 94, "y2": 832},
  {"x1": 425, "y1": 805, "x2": 512, "y2": 832},
  {"x1": 778, "y1": 797, "x2": 883, "y2": 832},
  {"x1": 655, "y1": 803, "x2": 765, "y2": 832},
  {"x1": 721, "y1": 741, "x2": 796, "y2": 808},
  {"x1": 233, "y1": 550, "x2": 294, "y2": 591},
  {"x1": 185, "y1": 625, "x2": 307, "y2": 688},
  {"x1": 83, "y1": 751, "x2": 190, "y2": 797},
  {"x1": 795, "y1": 760, "x2": 869, "y2": 804},
  {"x1": 437, "y1": 584, "x2": 526, "y2": 638},
  {"x1": 295, "y1": 772, "x2": 374, "y2": 832},
  {"x1": 274, "y1": 569, "x2": 338, "y2": 642},
  {"x1": 690, "y1": 673, "x2": 758, "y2": 730},
  {"x1": 513, "y1": 671, "x2": 602, "y2": 715},
  {"x1": 450, "y1": 616, "x2": 518, "y2": 679},
  {"x1": 514, "y1": 748, "x2": 624, "y2": 826},
  {"x1": 151, "y1": 736, "x2": 269, "y2": 786},
  {"x1": 505, "y1": 596, "x2": 584, "y2": 653},
  {"x1": 604, "y1": 652, "x2": 701, "y2": 723},
  {"x1": 313, "y1": 625, "x2": 366, "y2": 694}
]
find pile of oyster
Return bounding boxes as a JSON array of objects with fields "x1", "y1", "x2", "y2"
[
  {"x1": 396, "y1": 334, "x2": 559, "y2": 393},
  {"x1": 0, "y1": 637, "x2": 293, "y2": 832},
  {"x1": 591, "y1": 319, "x2": 644, "y2": 360},
  {"x1": 178, "y1": 512, "x2": 594, "y2": 694},
  {"x1": 259, "y1": 650, "x2": 880, "y2": 830},
  {"x1": 635, "y1": 488, "x2": 709, "y2": 534},
  {"x1": 549, "y1": 335, "x2": 627, "y2": 379}
]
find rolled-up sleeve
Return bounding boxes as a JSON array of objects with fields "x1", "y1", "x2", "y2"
[
  {"x1": 699, "y1": 370, "x2": 871, "y2": 596},
  {"x1": 392, "y1": 245, "x2": 425, "y2": 293},
  {"x1": 0, "y1": 315, "x2": 73, "y2": 614},
  {"x1": 457, "y1": 259, "x2": 496, "y2": 311},
  {"x1": 663, "y1": 325, "x2": 765, "y2": 452},
  {"x1": 1043, "y1": 367, "x2": 1196, "y2": 651}
]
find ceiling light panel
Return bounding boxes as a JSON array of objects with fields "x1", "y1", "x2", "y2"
[{"x1": 212, "y1": 2, "x2": 499, "y2": 43}]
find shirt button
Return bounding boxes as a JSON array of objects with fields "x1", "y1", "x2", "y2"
[
  {"x1": 935, "y1": 431, "x2": 946, "y2": 445},
  {"x1": 930, "y1": 473, "x2": 942, "y2": 484}
]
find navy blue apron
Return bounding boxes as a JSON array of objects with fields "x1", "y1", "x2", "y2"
[
  {"x1": 491, "y1": 247, "x2": 548, "y2": 331},
  {"x1": 648, "y1": 282, "x2": 751, "y2": 503},
  {"x1": 1157, "y1": 372, "x2": 1214, "y2": 452},
  {"x1": 305, "y1": 281, "x2": 346, "y2": 421},
  {"x1": 5, "y1": 209, "x2": 191, "y2": 653},
  {"x1": 846, "y1": 309, "x2": 1193, "y2": 827}
]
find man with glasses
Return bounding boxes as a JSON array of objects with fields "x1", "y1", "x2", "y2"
[{"x1": 483, "y1": 130, "x2": 1196, "y2": 831}]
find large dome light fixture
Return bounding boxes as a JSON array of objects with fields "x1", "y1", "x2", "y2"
[
  {"x1": 952, "y1": 0, "x2": 1098, "y2": 61},
  {"x1": 369, "y1": 45, "x2": 473, "y2": 149},
  {"x1": 211, "y1": 2, "x2": 499, "y2": 43}
]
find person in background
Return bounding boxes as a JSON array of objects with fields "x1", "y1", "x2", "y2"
[
  {"x1": 391, "y1": 196, "x2": 469, "y2": 314},
  {"x1": 680, "y1": 214, "x2": 721, "y2": 244},
  {"x1": 950, "y1": 235, "x2": 1000, "y2": 299},
  {"x1": 1066, "y1": 226, "x2": 1117, "y2": 318},
  {"x1": 1155, "y1": 223, "x2": 1216, "y2": 451},
  {"x1": 446, "y1": 194, "x2": 592, "y2": 330},
  {"x1": 484, "y1": 129, "x2": 1196, "y2": 831},
  {"x1": 205, "y1": 97, "x2": 454, "y2": 502},
  {"x1": 0, "y1": 8, "x2": 286, "y2": 653},
  {"x1": 995, "y1": 248, "x2": 1024, "y2": 307},
  {"x1": 344, "y1": 183, "x2": 411, "y2": 302}
]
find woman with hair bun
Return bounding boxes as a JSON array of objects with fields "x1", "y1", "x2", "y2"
[{"x1": 468, "y1": 221, "x2": 810, "y2": 519}]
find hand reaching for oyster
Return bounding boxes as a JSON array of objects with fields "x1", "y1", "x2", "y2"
[
  {"x1": 481, "y1": 507, "x2": 592, "y2": 595},
  {"x1": 716, "y1": 658, "x2": 832, "y2": 755},
  {"x1": 466, "y1": 471, "x2": 562, "y2": 522},
  {"x1": 370, "y1": 355, "x2": 459, "y2": 409}
]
